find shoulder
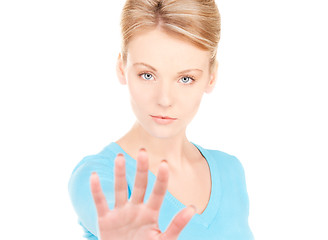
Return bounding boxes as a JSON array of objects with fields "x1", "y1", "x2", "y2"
[
  {"x1": 68, "y1": 142, "x2": 122, "y2": 205},
  {"x1": 194, "y1": 143, "x2": 248, "y2": 191},
  {"x1": 194, "y1": 143, "x2": 244, "y2": 173},
  {"x1": 68, "y1": 142, "x2": 121, "y2": 236},
  {"x1": 69, "y1": 142, "x2": 120, "y2": 178}
]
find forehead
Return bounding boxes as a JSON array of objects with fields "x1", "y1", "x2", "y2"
[{"x1": 126, "y1": 28, "x2": 210, "y2": 71}]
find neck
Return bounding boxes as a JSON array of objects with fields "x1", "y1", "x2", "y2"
[{"x1": 116, "y1": 122, "x2": 197, "y2": 172}]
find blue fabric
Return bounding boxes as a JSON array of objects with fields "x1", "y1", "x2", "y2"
[{"x1": 68, "y1": 142, "x2": 254, "y2": 239}]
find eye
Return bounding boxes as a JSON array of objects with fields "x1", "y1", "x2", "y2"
[
  {"x1": 140, "y1": 73, "x2": 154, "y2": 81},
  {"x1": 179, "y1": 76, "x2": 195, "y2": 84}
]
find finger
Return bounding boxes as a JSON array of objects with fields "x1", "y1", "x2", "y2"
[
  {"x1": 131, "y1": 148, "x2": 149, "y2": 204},
  {"x1": 161, "y1": 205, "x2": 196, "y2": 239},
  {"x1": 146, "y1": 160, "x2": 169, "y2": 211},
  {"x1": 114, "y1": 154, "x2": 128, "y2": 208},
  {"x1": 90, "y1": 172, "x2": 110, "y2": 218}
]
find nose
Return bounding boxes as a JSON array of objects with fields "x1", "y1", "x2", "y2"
[{"x1": 156, "y1": 80, "x2": 173, "y2": 108}]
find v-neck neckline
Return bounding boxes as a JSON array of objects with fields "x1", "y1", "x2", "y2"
[{"x1": 109, "y1": 142, "x2": 221, "y2": 228}]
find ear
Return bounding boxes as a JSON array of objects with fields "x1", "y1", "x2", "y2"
[
  {"x1": 116, "y1": 53, "x2": 127, "y2": 85},
  {"x1": 205, "y1": 60, "x2": 218, "y2": 94}
]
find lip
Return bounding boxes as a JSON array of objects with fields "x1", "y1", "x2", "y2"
[
  {"x1": 151, "y1": 115, "x2": 177, "y2": 120},
  {"x1": 150, "y1": 115, "x2": 177, "y2": 125}
]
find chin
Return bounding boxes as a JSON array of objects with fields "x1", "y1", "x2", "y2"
[
  {"x1": 146, "y1": 125, "x2": 185, "y2": 139},
  {"x1": 146, "y1": 128, "x2": 174, "y2": 139},
  {"x1": 136, "y1": 116, "x2": 187, "y2": 139}
]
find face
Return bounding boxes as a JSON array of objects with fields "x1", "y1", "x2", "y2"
[{"x1": 117, "y1": 28, "x2": 218, "y2": 139}]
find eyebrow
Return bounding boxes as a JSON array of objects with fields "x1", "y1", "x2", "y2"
[{"x1": 133, "y1": 62, "x2": 203, "y2": 75}]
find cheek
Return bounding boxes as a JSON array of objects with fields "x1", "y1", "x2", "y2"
[
  {"x1": 179, "y1": 92, "x2": 204, "y2": 118},
  {"x1": 128, "y1": 81, "x2": 153, "y2": 111}
]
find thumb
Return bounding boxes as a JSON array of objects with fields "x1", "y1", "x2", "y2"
[{"x1": 161, "y1": 205, "x2": 196, "y2": 239}]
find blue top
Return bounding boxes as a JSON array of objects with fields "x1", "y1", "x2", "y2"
[{"x1": 68, "y1": 142, "x2": 254, "y2": 240}]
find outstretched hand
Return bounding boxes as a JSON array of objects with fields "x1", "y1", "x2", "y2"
[{"x1": 90, "y1": 149, "x2": 196, "y2": 240}]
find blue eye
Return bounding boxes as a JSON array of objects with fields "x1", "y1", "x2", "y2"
[
  {"x1": 140, "y1": 73, "x2": 154, "y2": 80},
  {"x1": 179, "y1": 76, "x2": 194, "y2": 84}
]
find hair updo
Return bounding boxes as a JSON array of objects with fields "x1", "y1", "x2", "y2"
[{"x1": 120, "y1": 0, "x2": 221, "y2": 72}]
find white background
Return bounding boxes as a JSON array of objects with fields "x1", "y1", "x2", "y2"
[{"x1": 0, "y1": 0, "x2": 327, "y2": 239}]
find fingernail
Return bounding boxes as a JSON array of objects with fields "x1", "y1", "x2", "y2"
[
  {"x1": 140, "y1": 148, "x2": 146, "y2": 152},
  {"x1": 161, "y1": 159, "x2": 167, "y2": 164},
  {"x1": 117, "y1": 153, "x2": 124, "y2": 157}
]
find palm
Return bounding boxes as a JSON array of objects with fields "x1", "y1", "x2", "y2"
[
  {"x1": 90, "y1": 149, "x2": 195, "y2": 240},
  {"x1": 97, "y1": 203, "x2": 161, "y2": 239}
]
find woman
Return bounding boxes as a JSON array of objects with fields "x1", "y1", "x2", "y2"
[{"x1": 68, "y1": 0, "x2": 253, "y2": 239}]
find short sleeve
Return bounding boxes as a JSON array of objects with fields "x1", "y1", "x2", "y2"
[{"x1": 68, "y1": 155, "x2": 116, "y2": 239}]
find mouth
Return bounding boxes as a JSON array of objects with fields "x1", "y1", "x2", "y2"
[
  {"x1": 150, "y1": 115, "x2": 177, "y2": 120},
  {"x1": 150, "y1": 115, "x2": 177, "y2": 124}
]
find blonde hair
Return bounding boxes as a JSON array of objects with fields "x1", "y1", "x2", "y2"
[{"x1": 120, "y1": 0, "x2": 221, "y2": 72}]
